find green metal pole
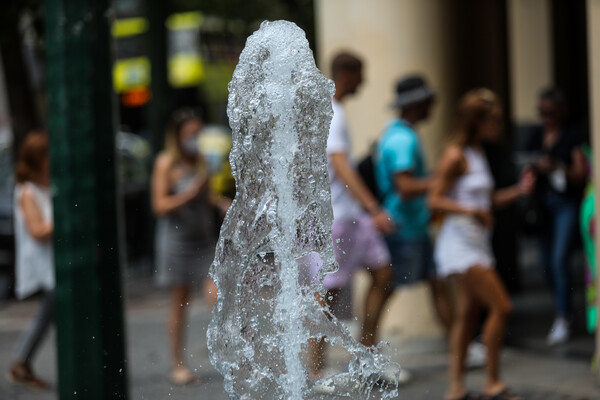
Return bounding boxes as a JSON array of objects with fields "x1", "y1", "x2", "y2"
[{"x1": 45, "y1": 0, "x2": 128, "y2": 399}]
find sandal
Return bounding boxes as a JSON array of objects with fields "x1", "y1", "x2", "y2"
[
  {"x1": 483, "y1": 388, "x2": 523, "y2": 400},
  {"x1": 7, "y1": 362, "x2": 51, "y2": 389},
  {"x1": 170, "y1": 366, "x2": 201, "y2": 385}
]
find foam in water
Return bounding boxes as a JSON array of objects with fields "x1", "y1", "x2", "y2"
[{"x1": 207, "y1": 20, "x2": 399, "y2": 399}]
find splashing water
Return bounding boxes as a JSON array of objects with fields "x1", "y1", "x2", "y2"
[{"x1": 207, "y1": 20, "x2": 400, "y2": 399}]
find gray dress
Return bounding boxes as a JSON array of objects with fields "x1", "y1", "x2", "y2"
[{"x1": 155, "y1": 169, "x2": 217, "y2": 286}]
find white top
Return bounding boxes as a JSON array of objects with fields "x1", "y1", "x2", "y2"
[
  {"x1": 14, "y1": 182, "x2": 54, "y2": 299},
  {"x1": 327, "y1": 99, "x2": 363, "y2": 220},
  {"x1": 434, "y1": 147, "x2": 495, "y2": 277},
  {"x1": 447, "y1": 147, "x2": 494, "y2": 211}
]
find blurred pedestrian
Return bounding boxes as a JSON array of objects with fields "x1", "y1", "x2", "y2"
[
  {"x1": 152, "y1": 108, "x2": 229, "y2": 385},
  {"x1": 8, "y1": 131, "x2": 53, "y2": 389},
  {"x1": 429, "y1": 89, "x2": 535, "y2": 400},
  {"x1": 374, "y1": 75, "x2": 454, "y2": 343},
  {"x1": 526, "y1": 88, "x2": 587, "y2": 345},
  {"x1": 307, "y1": 52, "x2": 400, "y2": 384}
]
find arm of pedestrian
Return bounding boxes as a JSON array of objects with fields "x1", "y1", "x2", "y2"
[
  {"x1": 491, "y1": 167, "x2": 536, "y2": 210},
  {"x1": 20, "y1": 189, "x2": 53, "y2": 241},
  {"x1": 369, "y1": 207, "x2": 396, "y2": 235},
  {"x1": 393, "y1": 171, "x2": 432, "y2": 200},
  {"x1": 329, "y1": 152, "x2": 395, "y2": 233},
  {"x1": 151, "y1": 154, "x2": 203, "y2": 216},
  {"x1": 565, "y1": 147, "x2": 587, "y2": 183}
]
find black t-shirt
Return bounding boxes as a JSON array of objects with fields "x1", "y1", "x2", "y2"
[{"x1": 525, "y1": 125, "x2": 584, "y2": 200}]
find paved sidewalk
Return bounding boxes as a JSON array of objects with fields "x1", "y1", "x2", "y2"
[{"x1": 0, "y1": 279, "x2": 599, "y2": 399}]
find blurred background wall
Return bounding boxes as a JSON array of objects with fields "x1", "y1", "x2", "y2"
[{"x1": 315, "y1": 0, "x2": 456, "y2": 163}]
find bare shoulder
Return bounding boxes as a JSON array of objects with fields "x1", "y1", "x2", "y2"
[
  {"x1": 19, "y1": 186, "x2": 36, "y2": 205},
  {"x1": 442, "y1": 144, "x2": 464, "y2": 163},
  {"x1": 19, "y1": 187, "x2": 41, "y2": 215},
  {"x1": 439, "y1": 144, "x2": 467, "y2": 175},
  {"x1": 154, "y1": 152, "x2": 174, "y2": 172}
]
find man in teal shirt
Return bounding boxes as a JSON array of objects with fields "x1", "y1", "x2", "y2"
[
  {"x1": 375, "y1": 75, "x2": 436, "y2": 286},
  {"x1": 376, "y1": 76, "x2": 454, "y2": 331}
]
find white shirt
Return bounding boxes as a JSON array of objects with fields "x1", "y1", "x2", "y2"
[
  {"x1": 447, "y1": 147, "x2": 494, "y2": 211},
  {"x1": 14, "y1": 182, "x2": 54, "y2": 299},
  {"x1": 327, "y1": 99, "x2": 363, "y2": 220}
]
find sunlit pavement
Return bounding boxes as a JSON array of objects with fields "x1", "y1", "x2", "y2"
[{"x1": 0, "y1": 274, "x2": 599, "y2": 400}]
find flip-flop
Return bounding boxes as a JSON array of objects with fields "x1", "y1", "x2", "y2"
[{"x1": 483, "y1": 388, "x2": 524, "y2": 400}]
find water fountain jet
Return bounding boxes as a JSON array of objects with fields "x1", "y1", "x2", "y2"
[{"x1": 207, "y1": 20, "x2": 400, "y2": 400}]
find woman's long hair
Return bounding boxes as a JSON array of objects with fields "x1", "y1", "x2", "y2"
[
  {"x1": 16, "y1": 131, "x2": 49, "y2": 184},
  {"x1": 450, "y1": 88, "x2": 501, "y2": 146}
]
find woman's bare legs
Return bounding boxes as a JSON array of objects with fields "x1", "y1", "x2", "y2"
[
  {"x1": 446, "y1": 274, "x2": 480, "y2": 399},
  {"x1": 430, "y1": 277, "x2": 454, "y2": 333},
  {"x1": 168, "y1": 284, "x2": 196, "y2": 383},
  {"x1": 465, "y1": 266, "x2": 512, "y2": 396}
]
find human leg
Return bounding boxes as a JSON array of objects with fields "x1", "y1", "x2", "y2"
[
  {"x1": 14, "y1": 291, "x2": 55, "y2": 364},
  {"x1": 307, "y1": 289, "x2": 340, "y2": 379},
  {"x1": 430, "y1": 277, "x2": 453, "y2": 333},
  {"x1": 9, "y1": 291, "x2": 54, "y2": 388},
  {"x1": 203, "y1": 278, "x2": 218, "y2": 308},
  {"x1": 446, "y1": 274, "x2": 479, "y2": 399},
  {"x1": 168, "y1": 284, "x2": 196, "y2": 383},
  {"x1": 464, "y1": 266, "x2": 512, "y2": 396},
  {"x1": 548, "y1": 199, "x2": 577, "y2": 317},
  {"x1": 361, "y1": 265, "x2": 393, "y2": 347},
  {"x1": 357, "y1": 216, "x2": 394, "y2": 347},
  {"x1": 545, "y1": 196, "x2": 578, "y2": 344}
]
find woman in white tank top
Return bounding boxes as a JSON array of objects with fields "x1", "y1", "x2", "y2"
[
  {"x1": 9, "y1": 132, "x2": 54, "y2": 388},
  {"x1": 429, "y1": 89, "x2": 535, "y2": 400}
]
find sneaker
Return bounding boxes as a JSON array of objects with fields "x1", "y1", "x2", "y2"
[
  {"x1": 465, "y1": 341, "x2": 487, "y2": 369},
  {"x1": 546, "y1": 317, "x2": 569, "y2": 346}
]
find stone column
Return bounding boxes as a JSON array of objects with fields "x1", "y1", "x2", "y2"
[
  {"x1": 507, "y1": 0, "x2": 553, "y2": 125},
  {"x1": 315, "y1": 0, "x2": 455, "y2": 342},
  {"x1": 587, "y1": 0, "x2": 600, "y2": 377},
  {"x1": 315, "y1": 0, "x2": 456, "y2": 161}
]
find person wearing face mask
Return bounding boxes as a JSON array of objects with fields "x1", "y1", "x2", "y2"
[{"x1": 151, "y1": 108, "x2": 230, "y2": 385}]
